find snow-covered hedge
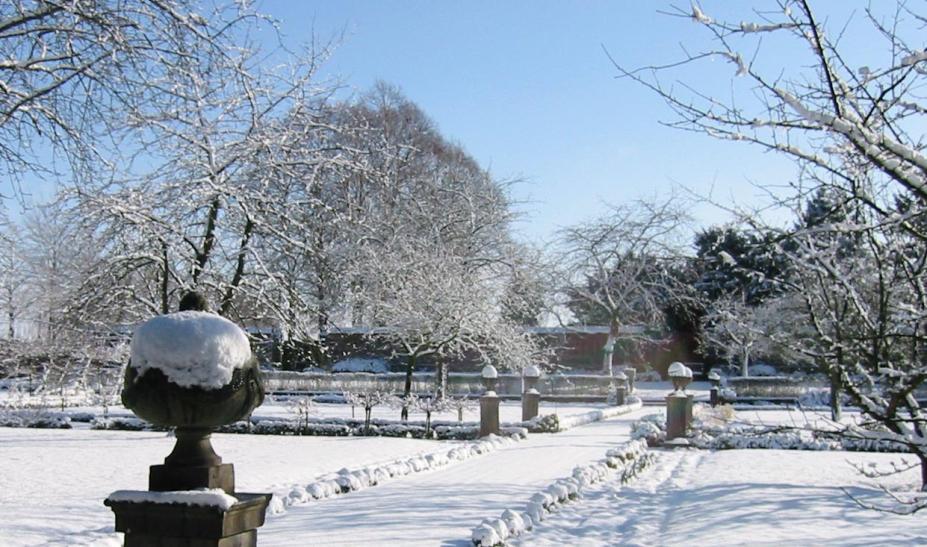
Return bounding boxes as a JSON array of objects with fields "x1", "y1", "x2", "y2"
[
  {"x1": 94, "y1": 414, "x2": 487, "y2": 440},
  {"x1": 470, "y1": 439, "x2": 655, "y2": 546},
  {"x1": 0, "y1": 409, "x2": 72, "y2": 429},
  {"x1": 267, "y1": 431, "x2": 529, "y2": 516},
  {"x1": 90, "y1": 400, "x2": 642, "y2": 439}
]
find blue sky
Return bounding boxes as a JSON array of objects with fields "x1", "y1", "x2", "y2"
[{"x1": 257, "y1": 0, "x2": 816, "y2": 244}]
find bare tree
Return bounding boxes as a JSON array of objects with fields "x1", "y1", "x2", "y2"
[
  {"x1": 699, "y1": 293, "x2": 774, "y2": 378},
  {"x1": 614, "y1": 1, "x2": 927, "y2": 509},
  {"x1": 557, "y1": 196, "x2": 694, "y2": 374},
  {"x1": 0, "y1": 0, "x2": 268, "y2": 193}
]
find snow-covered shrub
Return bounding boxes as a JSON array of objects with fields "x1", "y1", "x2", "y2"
[
  {"x1": 0, "y1": 409, "x2": 71, "y2": 429},
  {"x1": 525, "y1": 413, "x2": 560, "y2": 433},
  {"x1": 630, "y1": 413, "x2": 665, "y2": 446}
]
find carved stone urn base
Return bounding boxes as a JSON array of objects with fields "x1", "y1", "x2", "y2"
[
  {"x1": 149, "y1": 427, "x2": 235, "y2": 494},
  {"x1": 105, "y1": 493, "x2": 271, "y2": 547}
]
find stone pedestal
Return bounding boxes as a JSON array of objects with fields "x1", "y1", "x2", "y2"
[
  {"x1": 480, "y1": 393, "x2": 500, "y2": 437},
  {"x1": 665, "y1": 393, "x2": 690, "y2": 440},
  {"x1": 106, "y1": 493, "x2": 271, "y2": 547},
  {"x1": 686, "y1": 394, "x2": 694, "y2": 424},
  {"x1": 614, "y1": 385, "x2": 627, "y2": 406},
  {"x1": 522, "y1": 389, "x2": 540, "y2": 421}
]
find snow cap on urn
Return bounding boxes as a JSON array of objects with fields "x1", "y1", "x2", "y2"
[
  {"x1": 668, "y1": 362, "x2": 693, "y2": 392},
  {"x1": 523, "y1": 365, "x2": 541, "y2": 378},
  {"x1": 481, "y1": 364, "x2": 499, "y2": 393}
]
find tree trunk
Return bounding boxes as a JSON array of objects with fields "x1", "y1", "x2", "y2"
[
  {"x1": 160, "y1": 240, "x2": 170, "y2": 314},
  {"x1": 920, "y1": 453, "x2": 927, "y2": 491},
  {"x1": 829, "y1": 367, "x2": 842, "y2": 422},
  {"x1": 435, "y1": 361, "x2": 449, "y2": 399},
  {"x1": 742, "y1": 348, "x2": 750, "y2": 377},
  {"x1": 402, "y1": 354, "x2": 415, "y2": 421},
  {"x1": 602, "y1": 332, "x2": 616, "y2": 375}
]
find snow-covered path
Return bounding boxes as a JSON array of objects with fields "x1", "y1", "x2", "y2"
[
  {"x1": 260, "y1": 407, "x2": 651, "y2": 545},
  {"x1": 516, "y1": 449, "x2": 927, "y2": 546}
]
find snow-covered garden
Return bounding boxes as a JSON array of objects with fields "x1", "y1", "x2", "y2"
[{"x1": 5, "y1": 0, "x2": 927, "y2": 545}]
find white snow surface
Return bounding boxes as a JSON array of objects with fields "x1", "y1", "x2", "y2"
[
  {"x1": 129, "y1": 311, "x2": 252, "y2": 389},
  {"x1": 3, "y1": 406, "x2": 923, "y2": 546},
  {"x1": 0, "y1": 428, "x2": 442, "y2": 546},
  {"x1": 516, "y1": 449, "x2": 927, "y2": 546},
  {"x1": 106, "y1": 488, "x2": 238, "y2": 510}
]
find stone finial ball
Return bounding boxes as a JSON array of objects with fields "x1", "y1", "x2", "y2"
[
  {"x1": 481, "y1": 364, "x2": 498, "y2": 379},
  {"x1": 523, "y1": 365, "x2": 541, "y2": 378},
  {"x1": 179, "y1": 291, "x2": 210, "y2": 312}
]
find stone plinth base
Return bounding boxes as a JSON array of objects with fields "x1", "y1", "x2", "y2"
[
  {"x1": 480, "y1": 393, "x2": 500, "y2": 437},
  {"x1": 150, "y1": 463, "x2": 234, "y2": 494},
  {"x1": 522, "y1": 390, "x2": 540, "y2": 421},
  {"x1": 614, "y1": 386, "x2": 627, "y2": 406},
  {"x1": 665, "y1": 393, "x2": 690, "y2": 440},
  {"x1": 105, "y1": 493, "x2": 271, "y2": 547}
]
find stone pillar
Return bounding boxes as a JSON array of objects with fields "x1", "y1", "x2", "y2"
[
  {"x1": 708, "y1": 370, "x2": 721, "y2": 407},
  {"x1": 665, "y1": 393, "x2": 689, "y2": 440},
  {"x1": 612, "y1": 370, "x2": 628, "y2": 406},
  {"x1": 666, "y1": 362, "x2": 694, "y2": 442},
  {"x1": 522, "y1": 365, "x2": 541, "y2": 421},
  {"x1": 481, "y1": 393, "x2": 501, "y2": 436},
  {"x1": 615, "y1": 384, "x2": 627, "y2": 406},
  {"x1": 522, "y1": 390, "x2": 539, "y2": 421},
  {"x1": 480, "y1": 364, "x2": 501, "y2": 437}
]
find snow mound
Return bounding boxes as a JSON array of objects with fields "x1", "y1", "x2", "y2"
[
  {"x1": 331, "y1": 356, "x2": 390, "y2": 374},
  {"x1": 129, "y1": 311, "x2": 252, "y2": 390}
]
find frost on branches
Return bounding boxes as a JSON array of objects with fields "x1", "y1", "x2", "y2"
[{"x1": 614, "y1": 1, "x2": 927, "y2": 511}]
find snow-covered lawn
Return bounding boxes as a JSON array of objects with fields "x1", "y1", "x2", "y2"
[
  {"x1": 0, "y1": 427, "x2": 447, "y2": 546},
  {"x1": 516, "y1": 448, "x2": 927, "y2": 545},
  {"x1": 2, "y1": 405, "x2": 922, "y2": 546}
]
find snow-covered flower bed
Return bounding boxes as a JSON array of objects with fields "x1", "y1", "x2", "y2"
[
  {"x1": 92, "y1": 415, "x2": 526, "y2": 441},
  {"x1": 630, "y1": 406, "x2": 910, "y2": 453},
  {"x1": 267, "y1": 431, "x2": 528, "y2": 516},
  {"x1": 87, "y1": 400, "x2": 644, "y2": 439},
  {"x1": 470, "y1": 439, "x2": 654, "y2": 546}
]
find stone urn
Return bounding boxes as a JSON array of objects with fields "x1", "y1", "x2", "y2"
[
  {"x1": 105, "y1": 294, "x2": 270, "y2": 547},
  {"x1": 121, "y1": 309, "x2": 264, "y2": 490}
]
